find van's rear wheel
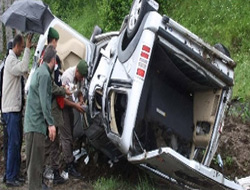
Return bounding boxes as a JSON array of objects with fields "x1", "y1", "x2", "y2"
[
  {"x1": 127, "y1": 0, "x2": 148, "y2": 39},
  {"x1": 127, "y1": 0, "x2": 159, "y2": 40}
]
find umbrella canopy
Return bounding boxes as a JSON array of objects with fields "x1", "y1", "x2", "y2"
[{"x1": 0, "y1": 0, "x2": 54, "y2": 34}]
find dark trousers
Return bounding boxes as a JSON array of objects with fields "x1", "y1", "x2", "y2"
[
  {"x1": 3, "y1": 112, "x2": 22, "y2": 181},
  {"x1": 3, "y1": 120, "x2": 8, "y2": 178},
  {"x1": 44, "y1": 127, "x2": 60, "y2": 170},
  {"x1": 26, "y1": 132, "x2": 45, "y2": 190},
  {"x1": 61, "y1": 106, "x2": 74, "y2": 164}
]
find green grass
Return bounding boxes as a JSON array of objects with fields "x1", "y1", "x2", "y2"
[
  {"x1": 93, "y1": 176, "x2": 155, "y2": 190},
  {"x1": 135, "y1": 175, "x2": 156, "y2": 190},
  {"x1": 93, "y1": 177, "x2": 128, "y2": 190},
  {"x1": 59, "y1": 0, "x2": 102, "y2": 39},
  {"x1": 234, "y1": 54, "x2": 250, "y2": 99}
]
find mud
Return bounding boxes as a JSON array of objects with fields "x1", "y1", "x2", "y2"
[{"x1": 214, "y1": 117, "x2": 250, "y2": 179}]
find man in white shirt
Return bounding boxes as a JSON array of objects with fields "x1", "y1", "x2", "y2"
[{"x1": 2, "y1": 33, "x2": 33, "y2": 187}]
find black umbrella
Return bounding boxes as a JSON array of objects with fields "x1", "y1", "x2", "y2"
[{"x1": 0, "y1": 0, "x2": 54, "y2": 34}]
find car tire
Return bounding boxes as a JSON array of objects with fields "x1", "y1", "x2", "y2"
[{"x1": 127, "y1": 0, "x2": 148, "y2": 40}]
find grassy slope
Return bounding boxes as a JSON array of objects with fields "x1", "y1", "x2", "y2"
[{"x1": 63, "y1": 0, "x2": 102, "y2": 39}]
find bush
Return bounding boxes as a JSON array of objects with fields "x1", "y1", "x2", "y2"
[
  {"x1": 97, "y1": 0, "x2": 133, "y2": 32},
  {"x1": 44, "y1": 0, "x2": 87, "y2": 20}
]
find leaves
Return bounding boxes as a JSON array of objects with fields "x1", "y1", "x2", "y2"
[{"x1": 97, "y1": 0, "x2": 133, "y2": 32}]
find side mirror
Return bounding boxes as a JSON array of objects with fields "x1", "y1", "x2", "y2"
[{"x1": 90, "y1": 25, "x2": 102, "y2": 43}]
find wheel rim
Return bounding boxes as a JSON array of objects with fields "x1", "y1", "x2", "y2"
[{"x1": 128, "y1": 0, "x2": 142, "y2": 33}]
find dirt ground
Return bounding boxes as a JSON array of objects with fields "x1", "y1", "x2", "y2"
[
  {"x1": 214, "y1": 116, "x2": 250, "y2": 179},
  {"x1": 0, "y1": 102, "x2": 250, "y2": 190}
]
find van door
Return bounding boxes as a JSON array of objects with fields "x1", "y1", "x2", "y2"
[{"x1": 128, "y1": 147, "x2": 243, "y2": 190}]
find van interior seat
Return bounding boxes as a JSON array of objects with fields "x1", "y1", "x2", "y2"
[{"x1": 54, "y1": 24, "x2": 86, "y2": 70}]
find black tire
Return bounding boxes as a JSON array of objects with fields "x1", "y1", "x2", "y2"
[{"x1": 126, "y1": 0, "x2": 148, "y2": 40}]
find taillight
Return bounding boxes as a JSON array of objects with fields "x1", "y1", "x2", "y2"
[
  {"x1": 142, "y1": 45, "x2": 150, "y2": 53},
  {"x1": 137, "y1": 68, "x2": 145, "y2": 78},
  {"x1": 136, "y1": 44, "x2": 151, "y2": 79},
  {"x1": 141, "y1": 52, "x2": 149, "y2": 59}
]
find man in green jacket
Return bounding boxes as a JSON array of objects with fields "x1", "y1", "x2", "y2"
[{"x1": 24, "y1": 45, "x2": 57, "y2": 190}]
